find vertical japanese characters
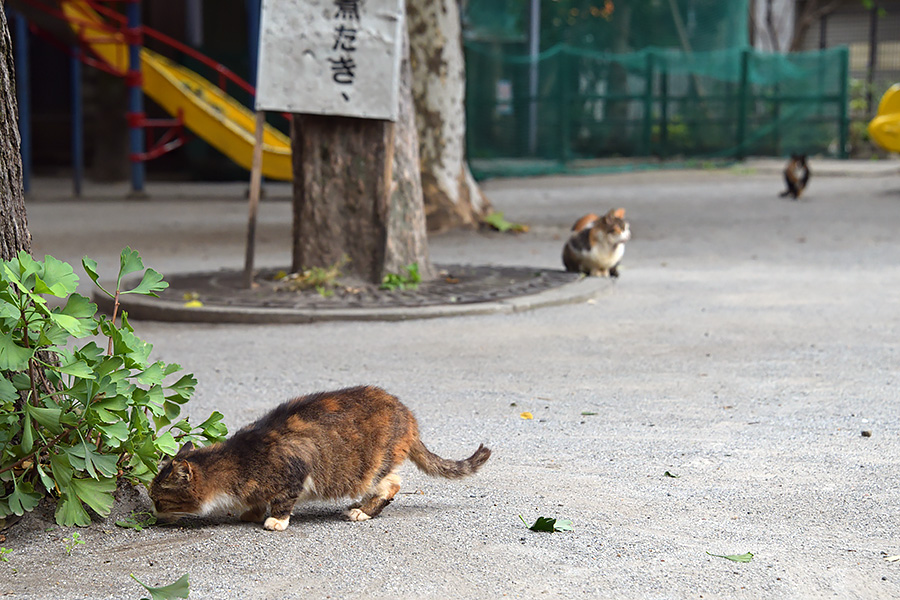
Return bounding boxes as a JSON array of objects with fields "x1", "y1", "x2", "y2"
[
  {"x1": 330, "y1": 0, "x2": 360, "y2": 102},
  {"x1": 256, "y1": 0, "x2": 401, "y2": 120}
]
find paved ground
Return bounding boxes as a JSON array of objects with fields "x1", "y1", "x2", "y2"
[{"x1": 5, "y1": 159, "x2": 900, "y2": 599}]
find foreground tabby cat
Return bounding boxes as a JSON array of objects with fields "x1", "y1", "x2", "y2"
[
  {"x1": 562, "y1": 207, "x2": 631, "y2": 277},
  {"x1": 149, "y1": 386, "x2": 491, "y2": 531},
  {"x1": 779, "y1": 154, "x2": 810, "y2": 200}
]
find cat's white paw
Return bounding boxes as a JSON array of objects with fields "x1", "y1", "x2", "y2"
[
  {"x1": 345, "y1": 508, "x2": 371, "y2": 522},
  {"x1": 263, "y1": 516, "x2": 290, "y2": 531}
]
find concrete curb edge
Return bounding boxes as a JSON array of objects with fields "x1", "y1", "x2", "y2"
[{"x1": 93, "y1": 274, "x2": 612, "y2": 324}]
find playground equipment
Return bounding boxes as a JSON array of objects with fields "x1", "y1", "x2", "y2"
[
  {"x1": 868, "y1": 84, "x2": 900, "y2": 154},
  {"x1": 10, "y1": 0, "x2": 292, "y2": 193}
]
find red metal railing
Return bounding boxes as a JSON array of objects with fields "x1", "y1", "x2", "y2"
[{"x1": 14, "y1": 0, "x2": 287, "y2": 163}]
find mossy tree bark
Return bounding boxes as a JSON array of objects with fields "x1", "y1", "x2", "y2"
[
  {"x1": 406, "y1": 0, "x2": 490, "y2": 232},
  {"x1": 290, "y1": 23, "x2": 433, "y2": 284},
  {"x1": 0, "y1": 8, "x2": 31, "y2": 261}
]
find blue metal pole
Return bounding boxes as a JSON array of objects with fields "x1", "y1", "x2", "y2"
[
  {"x1": 246, "y1": 0, "x2": 261, "y2": 88},
  {"x1": 126, "y1": 0, "x2": 146, "y2": 195},
  {"x1": 246, "y1": 0, "x2": 264, "y2": 190},
  {"x1": 186, "y1": 0, "x2": 203, "y2": 47},
  {"x1": 71, "y1": 49, "x2": 84, "y2": 197},
  {"x1": 12, "y1": 12, "x2": 31, "y2": 194}
]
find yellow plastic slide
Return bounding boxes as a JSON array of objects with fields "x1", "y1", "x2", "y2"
[
  {"x1": 60, "y1": 0, "x2": 293, "y2": 180},
  {"x1": 868, "y1": 84, "x2": 900, "y2": 154}
]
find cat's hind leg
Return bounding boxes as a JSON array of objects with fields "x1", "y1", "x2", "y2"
[
  {"x1": 240, "y1": 503, "x2": 267, "y2": 523},
  {"x1": 345, "y1": 473, "x2": 402, "y2": 521}
]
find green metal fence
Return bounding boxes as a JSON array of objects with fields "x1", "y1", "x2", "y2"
[{"x1": 465, "y1": 44, "x2": 850, "y2": 178}]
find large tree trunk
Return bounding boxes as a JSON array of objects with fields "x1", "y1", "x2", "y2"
[
  {"x1": 290, "y1": 22, "x2": 433, "y2": 283},
  {"x1": 0, "y1": 8, "x2": 31, "y2": 260},
  {"x1": 406, "y1": 0, "x2": 489, "y2": 232}
]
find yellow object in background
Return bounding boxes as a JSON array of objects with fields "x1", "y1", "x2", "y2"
[
  {"x1": 868, "y1": 84, "x2": 900, "y2": 153},
  {"x1": 60, "y1": 0, "x2": 293, "y2": 180}
]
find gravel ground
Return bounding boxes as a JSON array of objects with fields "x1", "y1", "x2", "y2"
[{"x1": 5, "y1": 163, "x2": 900, "y2": 599}]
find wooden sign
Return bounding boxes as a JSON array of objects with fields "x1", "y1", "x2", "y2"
[{"x1": 256, "y1": 0, "x2": 403, "y2": 121}]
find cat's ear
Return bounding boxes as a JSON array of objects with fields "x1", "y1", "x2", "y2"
[
  {"x1": 610, "y1": 208, "x2": 625, "y2": 219},
  {"x1": 175, "y1": 441, "x2": 194, "y2": 458},
  {"x1": 172, "y1": 459, "x2": 194, "y2": 482}
]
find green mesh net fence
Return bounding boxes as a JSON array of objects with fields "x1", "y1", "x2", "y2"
[{"x1": 463, "y1": 1, "x2": 849, "y2": 179}]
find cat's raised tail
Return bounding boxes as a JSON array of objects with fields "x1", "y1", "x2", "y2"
[{"x1": 408, "y1": 441, "x2": 491, "y2": 479}]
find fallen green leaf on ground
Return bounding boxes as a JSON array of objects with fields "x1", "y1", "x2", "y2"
[
  {"x1": 664, "y1": 471, "x2": 681, "y2": 478},
  {"x1": 131, "y1": 573, "x2": 190, "y2": 600},
  {"x1": 706, "y1": 551, "x2": 753, "y2": 562},
  {"x1": 519, "y1": 515, "x2": 574, "y2": 532},
  {"x1": 581, "y1": 411, "x2": 598, "y2": 416},
  {"x1": 481, "y1": 211, "x2": 529, "y2": 233}
]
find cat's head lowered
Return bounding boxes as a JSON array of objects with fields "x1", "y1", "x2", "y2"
[{"x1": 149, "y1": 441, "x2": 207, "y2": 520}]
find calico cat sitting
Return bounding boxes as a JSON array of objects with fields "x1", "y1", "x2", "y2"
[
  {"x1": 562, "y1": 208, "x2": 631, "y2": 277},
  {"x1": 779, "y1": 154, "x2": 810, "y2": 200},
  {"x1": 149, "y1": 386, "x2": 491, "y2": 531}
]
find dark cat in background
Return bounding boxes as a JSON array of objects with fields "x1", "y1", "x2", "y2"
[
  {"x1": 150, "y1": 386, "x2": 491, "y2": 530},
  {"x1": 780, "y1": 154, "x2": 811, "y2": 200}
]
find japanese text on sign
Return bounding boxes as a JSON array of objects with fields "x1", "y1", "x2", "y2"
[{"x1": 256, "y1": 0, "x2": 403, "y2": 121}]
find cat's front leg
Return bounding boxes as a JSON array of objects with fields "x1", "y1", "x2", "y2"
[
  {"x1": 263, "y1": 516, "x2": 290, "y2": 531},
  {"x1": 263, "y1": 494, "x2": 298, "y2": 531}
]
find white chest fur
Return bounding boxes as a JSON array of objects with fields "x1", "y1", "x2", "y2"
[{"x1": 199, "y1": 492, "x2": 245, "y2": 517}]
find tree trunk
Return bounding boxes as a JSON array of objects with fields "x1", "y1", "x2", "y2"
[
  {"x1": 0, "y1": 10, "x2": 56, "y2": 404},
  {"x1": 290, "y1": 22, "x2": 433, "y2": 284},
  {"x1": 0, "y1": 8, "x2": 31, "y2": 261},
  {"x1": 384, "y1": 29, "x2": 432, "y2": 277},
  {"x1": 789, "y1": 0, "x2": 844, "y2": 52},
  {"x1": 406, "y1": 0, "x2": 489, "y2": 232}
]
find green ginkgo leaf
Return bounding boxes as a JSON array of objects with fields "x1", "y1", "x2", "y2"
[
  {"x1": 0, "y1": 332, "x2": 34, "y2": 371},
  {"x1": 706, "y1": 551, "x2": 754, "y2": 563},
  {"x1": 131, "y1": 573, "x2": 190, "y2": 600},
  {"x1": 519, "y1": 515, "x2": 574, "y2": 533},
  {"x1": 118, "y1": 247, "x2": 146, "y2": 287}
]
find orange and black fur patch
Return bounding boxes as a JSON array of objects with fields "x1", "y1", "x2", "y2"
[
  {"x1": 780, "y1": 154, "x2": 810, "y2": 200},
  {"x1": 149, "y1": 386, "x2": 491, "y2": 531}
]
